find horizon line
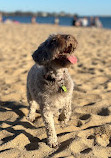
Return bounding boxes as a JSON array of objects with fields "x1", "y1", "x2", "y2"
[{"x1": 0, "y1": 10, "x2": 111, "y2": 17}]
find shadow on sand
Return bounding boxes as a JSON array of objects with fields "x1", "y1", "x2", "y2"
[{"x1": 0, "y1": 101, "x2": 44, "y2": 151}]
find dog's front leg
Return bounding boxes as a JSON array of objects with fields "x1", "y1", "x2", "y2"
[
  {"x1": 42, "y1": 108, "x2": 58, "y2": 148},
  {"x1": 64, "y1": 101, "x2": 71, "y2": 124},
  {"x1": 59, "y1": 100, "x2": 71, "y2": 127}
]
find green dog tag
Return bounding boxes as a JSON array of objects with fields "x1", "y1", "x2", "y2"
[{"x1": 62, "y1": 86, "x2": 67, "y2": 92}]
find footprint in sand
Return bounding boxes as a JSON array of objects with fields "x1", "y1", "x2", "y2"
[{"x1": 97, "y1": 107, "x2": 110, "y2": 116}]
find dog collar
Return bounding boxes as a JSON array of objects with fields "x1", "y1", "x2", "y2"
[
  {"x1": 61, "y1": 85, "x2": 67, "y2": 92},
  {"x1": 44, "y1": 71, "x2": 67, "y2": 92}
]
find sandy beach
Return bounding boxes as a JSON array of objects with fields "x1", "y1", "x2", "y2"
[{"x1": 0, "y1": 24, "x2": 111, "y2": 158}]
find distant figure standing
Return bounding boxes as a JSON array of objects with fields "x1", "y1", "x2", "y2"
[
  {"x1": 31, "y1": 16, "x2": 36, "y2": 24},
  {"x1": 72, "y1": 15, "x2": 78, "y2": 26},
  {"x1": 72, "y1": 15, "x2": 82, "y2": 27},
  {"x1": 81, "y1": 17, "x2": 88, "y2": 27},
  {"x1": 89, "y1": 17, "x2": 95, "y2": 27},
  {"x1": 54, "y1": 17, "x2": 59, "y2": 25},
  {"x1": 0, "y1": 13, "x2": 3, "y2": 23},
  {"x1": 95, "y1": 17, "x2": 102, "y2": 28}
]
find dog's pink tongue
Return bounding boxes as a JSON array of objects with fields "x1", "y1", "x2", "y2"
[{"x1": 67, "y1": 56, "x2": 77, "y2": 64}]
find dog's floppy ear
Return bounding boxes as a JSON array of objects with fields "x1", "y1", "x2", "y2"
[
  {"x1": 32, "y1": 42, "x2": 51, "y2": 65},
  {"x1": 32, "y1": 35, "x2": 59, "y2": 65}
]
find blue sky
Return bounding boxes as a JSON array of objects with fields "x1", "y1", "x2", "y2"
[{"x1": 0, "y1": 0, "x2": 111, "y2": 16}]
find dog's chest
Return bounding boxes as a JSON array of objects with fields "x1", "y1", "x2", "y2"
[
  {"x1": 43, "y1": 74, "x2": 73, "y2": 95},
  {"x1": 43, "y1": 77, "x2": 74, "y2": 110},
  {"x1": 42, "y1": 69, "x2": 73, "y2": 95}
]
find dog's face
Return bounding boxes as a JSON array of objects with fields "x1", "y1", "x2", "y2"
[{"x1": 32, "y1": 34, "x2": 78, "y2": 67}]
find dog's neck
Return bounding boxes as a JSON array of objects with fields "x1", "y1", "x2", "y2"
[
  {"x1": 44, "y1": 65, "x2": 67, "y2": 82},
  {"x1": 42, "y1": 65, "x2": 69, "y2": 92}
]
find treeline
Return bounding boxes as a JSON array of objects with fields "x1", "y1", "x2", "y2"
[{"x1": 0, "y1": 11, "x2": 78, "y2": 17}]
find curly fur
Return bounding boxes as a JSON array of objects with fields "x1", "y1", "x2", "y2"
[{"x1": 27, "y1": 34, "x2": 78, "y2": 148}]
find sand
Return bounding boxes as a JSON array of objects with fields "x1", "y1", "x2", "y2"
[{"x1": 0, "y1": 23, "x2": 111, "y2": 158}]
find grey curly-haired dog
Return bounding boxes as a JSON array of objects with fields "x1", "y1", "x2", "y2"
[{"x1": 27, "y1": 34, "x2": 78, "y2": 148}]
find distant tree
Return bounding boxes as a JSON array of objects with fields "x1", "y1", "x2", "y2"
[{"x1": 0, "y1": 11, "x2": 79, "y2": 17}]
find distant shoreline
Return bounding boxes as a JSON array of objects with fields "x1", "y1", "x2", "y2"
[
  {"x1": 0, "y1": 11, "x2": 77, "y2": 17},
  {"x1": 1, "y1": 15, "x2": 111, "y2": 29},
  {"x1": 0, "y1": 11, "x2": 111, "y2": 18}
]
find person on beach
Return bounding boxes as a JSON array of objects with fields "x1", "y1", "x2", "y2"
[
  {"x1": 72, "y1": 15, "x2": 78, "y2": 26},
  {"x1": 81, "y1": 17, "x2": 88, "y2": 27},
  {"x1": 72, "y1": 15, "x2": 82, "y2": 27},
  {"x1": 95, "y1": 17, "x2": 102, "y2": 28},
  {"x1": 0, "y1": 13, "x2": 3, "y2": 23},
  {"x1": 54, "y1": 17, "x2": 59, "y2": 25},
  {"x1": 31, "y1": 16, "x2": 36, "y2": 24},
  {"x1": 89, "y1": 17, "x2": 95, "y2": 27}
]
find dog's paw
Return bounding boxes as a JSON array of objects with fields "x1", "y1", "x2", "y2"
[
  {"x1": 26, "y1": 116, "x2": 35, "y2": 123},
  {"x1": 60, "y1": 122, "x2": 68, "y2": 128},
  {"x1": 60, "y1": 120, "x2": 69, "y2": 128},
  {"x1": 48, "y1": 141, "x2": 59, "y2": 148}
]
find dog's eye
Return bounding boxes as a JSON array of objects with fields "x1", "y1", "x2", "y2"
[
  {"x1": 67, "y1": 35, "x2": 71, "y2": 39},
  {"x1": 49, "y1": 40, "x2": 56, "y2": 47},
  {"x1": 50, "y1": 41, "x2": 54, "y2": 45}
]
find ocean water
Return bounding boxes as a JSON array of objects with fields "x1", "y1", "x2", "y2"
[{"x1": 3, "y1": 16, "x2": 111, "y2": 29}]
